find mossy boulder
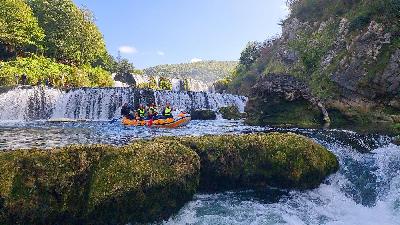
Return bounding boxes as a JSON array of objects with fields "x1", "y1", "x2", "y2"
[
  {"x1": 190, "y1": 109, "x2": 217, "y2": 120},
  {"x1": 174, "y1": 133, "x2": 339, "y2": 191},
  {"x1": 0, "y1": 141, "x2": 200, "y2": 225},
  {"x1": 219, "y1": 106, "x2": 243, "y2": 120}
]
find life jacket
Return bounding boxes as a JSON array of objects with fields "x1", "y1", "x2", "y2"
[
  {"x1": 164, "y1": 107, "x2": 172, "y2": 116},
  {"x1": 149, "y1": 106, "x2": 156, "y2": 115},
  {"x1": 138, "y1": 108, "x2": 145, "y2": 117}
]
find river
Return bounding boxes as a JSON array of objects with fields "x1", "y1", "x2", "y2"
[{"x1": 0, "y1": 87, "x2": 399, "y2": 225}]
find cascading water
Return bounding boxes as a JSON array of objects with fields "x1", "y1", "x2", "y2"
[
  {"x1": 154, "y1": 91, "x2": 247, "y2": 113},
  {"x1": 0, "y1": 86, "x2": 63, "y2": 121},
  {"x1": 162, "y1": 130, "x2": 400, "y2": 225},
  {"x1": 0, "y1": 86, "x2": 247, "y2": 121}
]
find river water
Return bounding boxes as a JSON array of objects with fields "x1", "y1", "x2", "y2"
[
  {"x1": 0, "y1": 87, "x2": 399, "y2": 225},
  {"x1": 0, "y1": 119, "x2": 399, "y2": 225}
]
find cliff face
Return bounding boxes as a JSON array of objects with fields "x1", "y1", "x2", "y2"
[{"x1": 230, "y1": 0, "x2": 400, "y2": 128}]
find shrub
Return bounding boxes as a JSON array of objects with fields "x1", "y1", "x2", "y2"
[{"x1": 0, "y1": 55, "x2": 113, "y2": 87}]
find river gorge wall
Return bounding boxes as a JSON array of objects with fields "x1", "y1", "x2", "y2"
[{"x1": 0, "y1": 86, "x2": 247, "y2": 121}]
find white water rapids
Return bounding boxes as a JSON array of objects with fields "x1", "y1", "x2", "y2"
[{"x1": 162, "y1": 130, "x2": 400, "y2": 225}]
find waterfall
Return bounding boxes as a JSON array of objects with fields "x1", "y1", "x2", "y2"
[
  {"x1": 0, "y1": 86, "x2": 247, "y2": 121},
  {"x1": 154, "y1": 91, "x2": 247, "y2": 113},
  {"x1": 0, "y1": 86, "x2": 62, "y2": 121}
]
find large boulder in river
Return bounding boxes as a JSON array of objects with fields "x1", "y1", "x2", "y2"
[
  {"x1": 0, "y1": 133, "x2": 339, "y2": 224},
  {"x1": 219, "y1": 106, "x2": 243, "y2": 120},
  {"x1": 190, "y1": 109, "x2": 217, "y2": 120},
  {"x1": 172, "y1": 132, "x2": 339, "y2": 191},
  {"x1": 0, "y1": 141, "x2": 200, "y2": 225}
]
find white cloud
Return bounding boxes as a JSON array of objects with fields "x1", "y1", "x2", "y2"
[
  {"x1": 157, "y1": 51, "x2": 165, "y2": 56},
  {"x1": 190, "y1": 58, "x2": 203, "y2": 63},
  {"x1": 119, "y1": 46, "x2": 138, "y2": 54}
]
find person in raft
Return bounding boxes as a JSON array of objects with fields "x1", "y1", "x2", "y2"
[
  {"x1": 137, "y1": 104, "x2": 146, "y2": 120},
  {"x1": 147, "y1": 103, "x2": 158, "y2": 120},
  {"x1": 121, "y1": 103, "x2": 134, "y2": 119},
  {"x1": 162, "y1": 102, "x2": 173, "y2": 119}
]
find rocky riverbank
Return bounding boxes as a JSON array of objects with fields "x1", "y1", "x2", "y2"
[
  {"x1": 219, "y1": 0, "x2": 399, "y2": 133},
  {"x1": 0, "y1": 133, "x2": 338, "y2": 224}
]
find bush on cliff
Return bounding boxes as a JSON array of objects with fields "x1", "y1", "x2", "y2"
[
  {"x1": 175, "y1": 132, "x2": 339, "y2": 191},
  {"x1": 0, "y1": 141, "x2": 200, "y2": 225}
]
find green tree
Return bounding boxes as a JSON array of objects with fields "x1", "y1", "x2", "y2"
[
  {"x1": 239, "y1": 42, "x2": 262, "y2": 69},
  {"x1": 159, "y1": 77, "x2": 172, "y2": 90},
  {"x1": 26, "y1": 0, "x2": 107, "y2": 65},
  {"x1": 0, "y1": 0, "x2": 44, "y2": 58}
]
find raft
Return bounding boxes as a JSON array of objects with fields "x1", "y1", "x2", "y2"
[{"x1": 122, "y1": 114, "x2": 191, "y2": 128}]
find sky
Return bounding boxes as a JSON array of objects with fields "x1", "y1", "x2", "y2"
[{"x1": 73, "y1": 0, "x2": 289, "y2": 69}]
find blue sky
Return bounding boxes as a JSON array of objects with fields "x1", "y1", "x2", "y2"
[{"x1": 73, "y1": 0, "x2": 289, "y2": 68}]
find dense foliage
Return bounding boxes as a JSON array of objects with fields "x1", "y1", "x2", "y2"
[
  {"x1": 0, "y1": 55, "x2": 113, "y2": 87},
  {"x1": 0, "y1": 0, "x2": 128, "y2": 87},
  {"x1": 26, "y1": 0, "x2": 107, "y2": 65},
  {"x1": 0, "y1": 0, "x2": 44, "y2": 59},
  {"x1": 144, "y1": 61, "x2": 238, "y2": 84}
]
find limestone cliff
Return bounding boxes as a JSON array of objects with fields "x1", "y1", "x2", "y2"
[{"x1": 226, "y1": 0, "x2": 400, "y2": 128}]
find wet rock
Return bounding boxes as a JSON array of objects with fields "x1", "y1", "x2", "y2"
[
  {"x1": 190, "y1": 109, "x2": 217, "y2": 120},
  {"x1": 219, "y1": 106, "x2": 243, "y2": 120},
  {"x1": 0, "y1": 142, "x2": 200, "y2": 225},
  {"x1": 176, "y1": 133, "x2": 339, "y2": 191}
]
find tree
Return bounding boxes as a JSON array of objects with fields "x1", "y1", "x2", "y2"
[
  {"x1": 26, "y1": 0, "x2": 107, "y2": 65},
  {"x1": 0, "y1": 0, "x2": 44, "y2": 59},
  {"x1": 239, "y1": 41, "x2": 262, "y2": 69}
]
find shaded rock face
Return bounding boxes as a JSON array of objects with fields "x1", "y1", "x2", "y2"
[{"x1": 246, "y1": 73, "x2": 330, "y2": 127}]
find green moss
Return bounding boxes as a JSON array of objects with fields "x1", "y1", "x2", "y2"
[
  {"x1": 0, "y1": 134, "x2": 340, "y2": 223},
  {"x1": 0, "y1": 142, "x2": 200, "y2": 225},
  {"x1": 87, "y1": 141, "x2": 199, "y2": 224},
  {"x1": 219, "y1": 106, "x2": 243, "y2": 120},
  {"x1": 246, "y1": 98, "x2": 323, "y2": 128},
  {"x1": 173, "y1": 133, "x2": 339, "y2": 191}
]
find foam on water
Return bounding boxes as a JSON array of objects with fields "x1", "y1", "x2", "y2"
[{"x1": 162, "y1": 132, "x2": 400, "y2": 225}]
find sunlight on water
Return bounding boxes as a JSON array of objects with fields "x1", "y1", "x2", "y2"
[{"x1": 0, "y1": 120, "x2": 264, "y2": 150}]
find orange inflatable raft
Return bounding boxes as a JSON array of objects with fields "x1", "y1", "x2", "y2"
[{"x1": 122, "y1": 113, "x2": 191, "y2": 128}]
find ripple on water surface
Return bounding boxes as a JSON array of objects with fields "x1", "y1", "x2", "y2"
[{"x1": 0, "y1": 120, "x2": 265, "y2": 150}]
